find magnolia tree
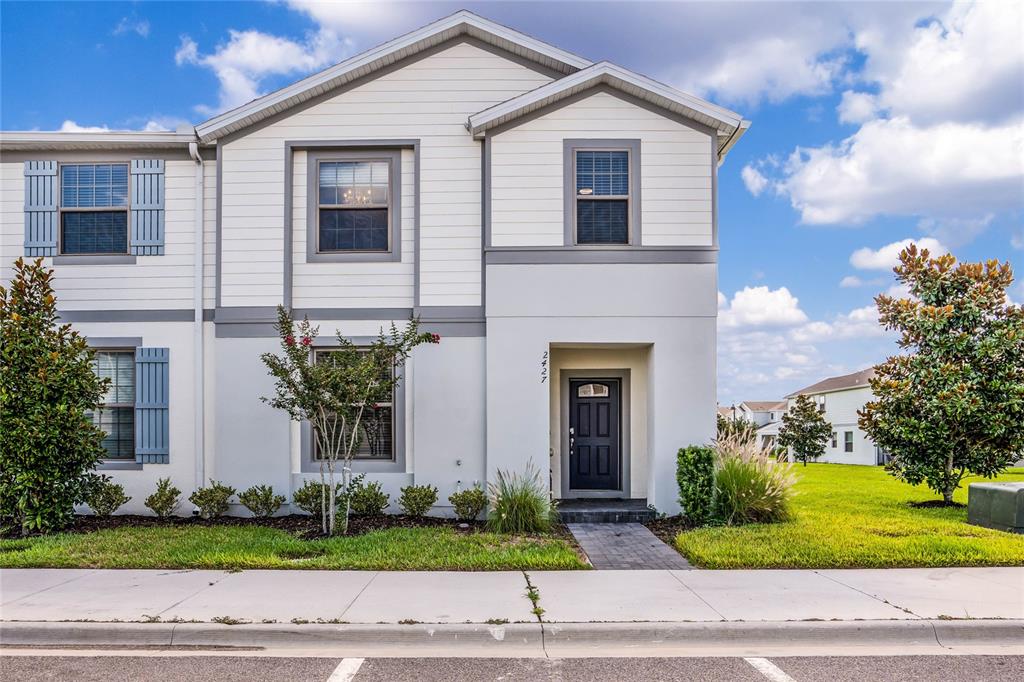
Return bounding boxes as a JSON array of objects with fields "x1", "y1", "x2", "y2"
[
  {"x1": 1, "y1": 258, "x2": 108, "y2": 535},
  {"x1": 859, "y1": 245, "x2": 1024, "y2": 503},
  {"x1": 260, "y1": 306, "x2": 437, "y2": 535},
  {"x1": 778, "y1": 395, "x2": 832, "y2": 466}
]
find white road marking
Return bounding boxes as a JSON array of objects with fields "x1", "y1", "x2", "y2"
[
  {"x1": 327, "y1": 657, "x2": 365, "y2": 682},
  {"x1": 744, "y1": 657, "x2": 797, "y2": 682}
]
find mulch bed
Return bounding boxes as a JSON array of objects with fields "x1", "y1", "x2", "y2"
[
  {"x1": 6, "y1": 514, "x2": 584, "y2": 544},
  {"x1": 644, "y1": 515, "x2": 700, "y2": 546},
  {"x1": 908, "y1": 500, "x2": 967, "y2": 509}
]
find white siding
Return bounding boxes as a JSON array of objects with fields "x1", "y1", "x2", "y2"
[
  {"x1": 1, "y1": 159, "x2": 204, "y2": 311},
  {"x1": 219, "y1": 41, "x2": 552, "y2": 309},
  {"x1": 489, "y1": 90, "x2": 714, "y2": 247},
  {"x1": 789, "y1": 387, "x2": 879, "y2": 466},
  {"x1": 291, "y1": 149, "x2": 416, "y2": 308}
]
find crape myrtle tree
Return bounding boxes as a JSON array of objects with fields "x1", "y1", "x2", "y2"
[
  {"x1": 261, "y1": 306, "x2": 437, "y2": 535},
  {"x1": 859, "y1": 245, "x2": 1024, "y2": 503},
  {"x1": 778, "y1": 395, "x2": 832, "y2": 466},
  {"x1": 0, "y1": 258, "x2": 108, "y2": 535}
]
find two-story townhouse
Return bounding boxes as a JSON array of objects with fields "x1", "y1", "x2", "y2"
[
  {"x1": 0, "y1": 11, "x2": 749, "y2": 515},
  {"x1": 785, "y1": 368, "x2": 885, "y2": 466}
]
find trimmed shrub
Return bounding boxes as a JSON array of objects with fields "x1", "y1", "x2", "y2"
[
  {"x1": 189, "y1": 480, "x2": 236, "y2": 519},
  {"x1": 449, "y1": 486, "x2": 487, "y2": 521},
  {"x1": 86, "y1": 478, "x2": 131, "y2": 518},
  {"x1": 349, "y1": 479, "x2": 389, "y2": 516},
  {"x1": 238, "y1": 485, "x2": 285, "y2": 518},
  {"x1": 486, "y1": 464, "x2": 556, "y2": 534},
  {"x1": 712, "y1": 433, "x2": 795, "y2": 525},
  {"x1": 677, "y1": 445, "x2": 715, "y2": 525},
  {"x1": 291, "y1": 480, "x2": 349, "y2": 515},
  {"x1": 144, "y1": 478, "x2": 182, "y2": 519},
  {"x1": 399, "y1": 484, "x2": 438, "y2": 517}
]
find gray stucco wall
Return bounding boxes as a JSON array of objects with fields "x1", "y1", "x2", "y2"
[{"x1": 485, "y1": 262, "x2": 717, "y2": 514}]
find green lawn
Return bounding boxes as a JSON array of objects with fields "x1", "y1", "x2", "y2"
[
  {"x1": 676, "y1": 465, "x2": 1024, "y2": 569},
  {"x1": 0, "y1": 525, "x2": 587, "y2": 571}
]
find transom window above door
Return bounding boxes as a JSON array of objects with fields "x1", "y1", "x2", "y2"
[
  {"x1": 60, "y1": 164, "x2": 129, "y2": 255},
  {"x1": 576, "y1": 382, "x2": 610, "y2": 398},
  {"x1": 318, "y1": 159, "x2": 391, "y2": 252}
]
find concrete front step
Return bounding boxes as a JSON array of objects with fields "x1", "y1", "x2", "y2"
[{"x1": 556, "y1": 499, "x2": 655, "y2": 524}]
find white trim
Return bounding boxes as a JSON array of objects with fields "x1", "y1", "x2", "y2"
[
  {"x1": 0, "y1": 131, "x2": 196, "y2": 151},
  {"x1": 468, "y1": 61, "x2": 749, "y2": 154},
  {"x1": 194, "y1": 10, "x2": 591, "y2": 143}
]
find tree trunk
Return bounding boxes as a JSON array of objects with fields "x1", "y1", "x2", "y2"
[{"x1": 943, "y1": 451, "x2": 955, "y2": 504}]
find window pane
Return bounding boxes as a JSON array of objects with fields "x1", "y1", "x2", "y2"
[
  {"x1": 319, "y1": 160, "x2": 389, "y2": 207},
  {"x1": 577, "y1": 200, "x2": 628, "y2": 244},
  {"x1": 61, "y1": 163, "x2": 128, "y2": 209},
  {"x1": 89, "y1": 351, "x2": 136, "y2": 460},
  {"x1": 319, "y1": 208, "x2": 388, "y2": 251},
  {"x1": 61, "y1": 211, "x2": 129, "y2": 254},
  {"x1": 576, "y1": 150, "x2": 628, "y2": 197},
  {"x1": 577, "y1": 383, "x2": 610, "y2": 398}
]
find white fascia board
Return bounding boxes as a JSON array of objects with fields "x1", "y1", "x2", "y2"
[
  {"x1": 195, "y1": 10, "x2": 591, "y2": 143},
  {"x1": 468, "y1": 61, "x2": 745, "y2": 139},
  {"x1": 0, "y1": 130, "x2": 197, "y2": 151}
]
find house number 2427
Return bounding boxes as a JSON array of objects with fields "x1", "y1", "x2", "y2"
[{"x1": 540, "y1": 351, "x2": 548, "y2": 383}]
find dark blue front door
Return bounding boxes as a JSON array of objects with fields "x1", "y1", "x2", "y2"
[{"x1": 569, "y1": 379, "x2": 621, "y2": 491}]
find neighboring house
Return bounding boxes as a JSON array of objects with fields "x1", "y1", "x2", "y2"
[
  {"x1": 737, "y1": 400, "x2": 787, "y2": 427},
  {"x1": 0, "y1": 11, "x2": 748, "y2": 515},
  {"x1": 785, "y1": 368, "x2": 885, "y2": 466}
]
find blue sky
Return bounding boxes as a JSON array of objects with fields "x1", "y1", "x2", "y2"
[{"x1": 3, "y1": 1, "x2": 1022, "y2": 403}]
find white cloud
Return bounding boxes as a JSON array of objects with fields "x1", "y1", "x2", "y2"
[
  {"x1": 59, "y1": 120, "x2": 110, "y2": 133},
  {"x1": 113, "y1": 16, "x2": 150, "y2": 38},
  {"x1": 744, "y1": 2, "x2": 1024, "y2": 236},
  {"x1": 776, "y1": 116, "x2": 1024, "y2": 224},
  {"x1": 850, "y1": 238, "x2": 949, "y2": 271},
  {"x1": 175, "y1": 28, "x2": 352, "y2": 115},
  {"x1": 1012, "y1": 229, "x2": 1024, "y2": 250},
  {"x1": 57, "y1": 119, "x2": 183, "y2": 133},
  {"x1": 719, "y1": 286, "x2": 809, "y2": 329},
  {"x1": 836, "y1": 90, "x2": 878, "y2": 124},
  {"x1": 741, "y1": 164, "x2": 769, "y2": 196}
]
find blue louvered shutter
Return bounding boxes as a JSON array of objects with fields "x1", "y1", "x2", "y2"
[
  {"x1": 135, "y1": 347, "x2": 170, "y2": 464},
  {"x1": 24, "y1": 161, "x2": 58, "y2": 256},
  {"x1": 130, "y1": 160, "x2": 165, "y2": 255}
]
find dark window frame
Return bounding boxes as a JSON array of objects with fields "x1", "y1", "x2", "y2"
[
  {"x1": 58, "y1": 162, "x2": 131, "y2": 257},
  {"x1": 562, "y1": 139, "x2": 642, "y2": 247},
  {"x1": 306, "y1": 150, "x2": 402, "y2": 263},
  {"x1": 309, "y1": 348, "x2": 397, "y2": 462}
]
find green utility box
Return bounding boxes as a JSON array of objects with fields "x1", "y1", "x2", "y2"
[{"x1": 968, "y1": 482, "x2": 1024, "y2": 533}]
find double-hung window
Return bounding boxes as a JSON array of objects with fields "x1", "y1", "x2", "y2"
[
  {"x1": 574, "y1": 150, "x2": 630, "y2": 244},
  {"x1": 844, "y1": 431, "x2": 854, "y2": 453},
  {"x1": 316, "y1": 157, "x2": 394, "y2": 254},
  {"x1": 60, "y1": 164, "x2": 129, "y2": 255},
  {"x1": 311, "y1": 349, "x2": 395, "y2": 461},
  {"x1": 90, "y1": 350, "x2": 135, "y2": 460}
]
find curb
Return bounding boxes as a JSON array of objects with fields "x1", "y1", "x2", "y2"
[{"x1": 2, "y1": 620, "x2": 1021, "y2": 655}]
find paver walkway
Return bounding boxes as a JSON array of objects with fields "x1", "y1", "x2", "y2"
[{"x1": 566, "y1": 522, "x2": 693, "y2": 570}]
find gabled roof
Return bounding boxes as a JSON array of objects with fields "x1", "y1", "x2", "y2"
[
  {"x1": 466, "y1": 61, "x2": 750, "y2": 159},
  {"x1": 788, "y1": 368, "x2": 875, "y2": 398},
  {"x1": 741, "y1": 400, "x2": 788, "y2": 412},
  {"x1": 194, "y1": 10, "x2": 592, "y2": 143}
]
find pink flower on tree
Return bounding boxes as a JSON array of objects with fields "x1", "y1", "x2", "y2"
[
  {"x1": 301, "y1": 336, "x2": 312, "y2": 347},
  {"x1": 430, "y1": 333, "x2": 441, "y2": 344},
  {"x1": 284, "y1": 335, "x2": 296, "y2": 347}
]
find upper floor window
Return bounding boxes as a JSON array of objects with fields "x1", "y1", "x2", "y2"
[
  {"x1": 90, "y1": 350, "x2": 135, "y2": 460},
  {"x1": 60, "y1": 164, "x2": 130, "y2": 255},
  {"x1": 318, "y1": 159, "x2": 391, "y2": 253},
  {"x1": 575, "y1": 150, "x2": 630, "y2": 244}
]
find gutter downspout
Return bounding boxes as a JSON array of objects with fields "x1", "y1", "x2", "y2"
[{"x1": 189, "y1": 140, "x2": 206, "y2": 491}]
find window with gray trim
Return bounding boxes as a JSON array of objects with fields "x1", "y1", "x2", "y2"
[
  {"x1": 311, "y1": 349, "x2": 395, "y2": 460},
  {"x1": 60, "y1": 164, "x2": 129, "y2": 255},
  {"x1": 563, "y1": 139, "x2": 641, "y2": 246},
  {"x1": 844, "y1": 431, "x2": 854, "y2": 453},
  {"x1": 89, "y1": 350, "x2": 135, "y2": 460}
]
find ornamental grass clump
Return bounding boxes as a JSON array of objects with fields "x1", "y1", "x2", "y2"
[
  {"x1": 486, "y1": 463, "x2": 556, "y2": 534},
  {"x1": 712, "y1": 433, "x2": 795, "y2": 526}
]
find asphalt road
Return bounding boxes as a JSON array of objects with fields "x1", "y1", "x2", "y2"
[{"x1": 2, "y1": 654, "x2": 1023, "y2": 682}]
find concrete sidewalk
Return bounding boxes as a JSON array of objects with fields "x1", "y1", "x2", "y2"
[{"x1": 2, "y1": 567, "x2": 1021, "y2": 624}]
